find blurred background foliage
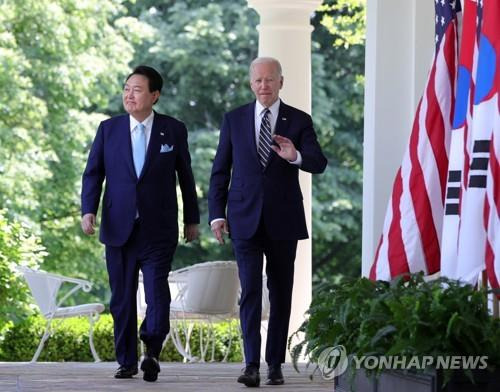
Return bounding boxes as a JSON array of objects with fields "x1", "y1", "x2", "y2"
[{"x1": 0, "y1": 0, "x2": 364, "y2": 325}]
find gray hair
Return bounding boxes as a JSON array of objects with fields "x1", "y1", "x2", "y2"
[{"x1": 249, "y1": 57, "x2": 282, "y2": 79}]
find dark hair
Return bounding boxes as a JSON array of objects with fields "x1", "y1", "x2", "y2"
[{"x1": 126, "y1": 65, "x2": 163, "y2": 94}]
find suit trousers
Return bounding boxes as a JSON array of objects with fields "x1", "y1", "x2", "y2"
[
  {"x1": 105, "y1": 220, "x2": 177, "y2": 366},
  {"x1": 232, "y1": 218, "x2": 297, "y2": 367}
]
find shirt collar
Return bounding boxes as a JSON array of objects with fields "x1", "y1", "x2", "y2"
[
  {"x1": 130, "y1": 111, "x2": 155, "y2": 132},
  {"x1": 256, "y1": 98, "x2": 280, "y2": 119}
]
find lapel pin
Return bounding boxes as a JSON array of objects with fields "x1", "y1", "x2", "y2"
[
  {"x1": 160, "y1": 132, "x2": 165, "y2": 136},
  {"x1": 282, "y1": 117, "x2": 287, "y2": 121}
]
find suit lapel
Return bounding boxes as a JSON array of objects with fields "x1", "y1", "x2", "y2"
[
  {"x1": 245, "y1": 103, "x2": 260, "y2": 166},
  {"x1": 119, "y1": 115, "x2": 137, "y2": 178},
  {"x1": 140, "y1": 112, "x2": 161, "y2": 180}
]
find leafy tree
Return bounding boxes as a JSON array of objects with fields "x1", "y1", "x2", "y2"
[
  {"x1": 311, "y1": 0, "x2": 365, "y2": 282},
  {"x1": 0, "y1": 210, "x2": 46, "y2": 327},
  {"x1": 0, "y1": 0, "x2": 149, "y2": 301},
  {"x1": 114, "y1": 0, "x2": 258, "y2": 129}
]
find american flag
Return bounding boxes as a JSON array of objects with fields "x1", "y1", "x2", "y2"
[
  {"x1": 485, "y1": 132, "x2": 500, "y2": 297},
  {"x1": 370, "y1": 0, "x2": 461, "y2": 280},
  {"x1": 440, "y1": 0, "x2": 481, "y2": 279}
]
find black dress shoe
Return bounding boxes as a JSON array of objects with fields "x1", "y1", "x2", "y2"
[
  {"x1": 237, "y1": 365, "x2": 260, "y2": 387},
  {"x1": 140, "y1": 355, "x2": 160, "y2": 382},
  {"x1": 114, "y1": 364, "x2": 138, "y2": 379},
  {"x1": 266, "y1": 365, "x2": 284, "y2": 385}
]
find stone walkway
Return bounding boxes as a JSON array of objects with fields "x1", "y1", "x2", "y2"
[{"x1": 0, "y1": 362, "x2": 333, "y2": 392}]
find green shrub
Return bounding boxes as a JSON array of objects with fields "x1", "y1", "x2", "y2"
[
  {"x1": 0, "y1": 313, "x2": 243, "y2": 362},
  {"x1": 290, "y1": 274, "x2": 500, "y2": 379},
  {"x1": 92, "y1": 314, "x2": 115, "y2": 361},
  {"x1": 0, "y1": 210, "x2": 46, "y2": 329},
  {"x1": 0, "y1": 315, "x2": 110, "y2": 361}
]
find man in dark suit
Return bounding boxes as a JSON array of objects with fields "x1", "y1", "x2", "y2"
[
  {"x1": 208, "y1": 57, "x2": 327, "y2": 387},
  {"x1": 81, "y1": 65, "x2": 199, "y2": 382}
]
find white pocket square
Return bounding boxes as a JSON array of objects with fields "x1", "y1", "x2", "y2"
[{"x1": 160, "y1": 144, "x2": 174, "y2": 153}]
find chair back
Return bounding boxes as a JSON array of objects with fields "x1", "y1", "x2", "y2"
[
  {"x1": 18, "y1": 267, "x2": 61, "y2": 316},
  {"x1": 184, "y1": 261, "x2": 239, "y2": 314}
]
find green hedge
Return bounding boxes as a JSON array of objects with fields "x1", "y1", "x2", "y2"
[{"x1": 0, "y1": 314, "x2": 243, "y2": 362}]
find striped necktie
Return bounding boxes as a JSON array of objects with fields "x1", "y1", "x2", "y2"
[
  {"x1": 132, "y1": 123, "x2": 146, "y2": 177},
  {"x1": 258, "y1": 109, "x2": 272, "y2": 168}
]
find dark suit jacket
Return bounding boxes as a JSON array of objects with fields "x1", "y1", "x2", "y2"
[
  {"x1": 208, "y1": 101, "x2": 327, "y2": 240},
  {"x1": 81, "y1": 112, "x2": 199, "y2": 247}
]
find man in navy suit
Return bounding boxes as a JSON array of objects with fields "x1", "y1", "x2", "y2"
[
  {"x1": 208, "y1": 57, "x2": 327, "y2": 387},
  {"x1": 81, "y1": 65, "x2": 199, "y2": 382}
]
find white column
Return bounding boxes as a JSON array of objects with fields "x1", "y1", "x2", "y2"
[
  {"x1": 362, "y1": 0, "x2": 434, "y2": 276},
  {"x1": 247, "y1": 0, "x2": 321, "y2": 361}
]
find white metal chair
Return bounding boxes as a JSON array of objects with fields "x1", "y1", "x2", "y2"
[
  {"x1": 17, "y1": 266, "x2": 104, "y2": 363},
  {"x1": 136, "y1": 271, "x2": 198, "y2": 361},
  {"x1": 168, "y1": 261, "x2": 240, "y2": 362}
]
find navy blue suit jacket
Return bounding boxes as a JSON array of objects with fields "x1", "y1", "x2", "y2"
[
  {"x1": 82, "y1": 112, "x2": 199, "y2": 247},
  {"x1": 208, "y1": 101, "x2": 327, "y2": 240}
]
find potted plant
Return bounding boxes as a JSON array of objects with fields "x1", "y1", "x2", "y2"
[{"x1": 289, "y1": 274, "x2": 500, "y2": 391}]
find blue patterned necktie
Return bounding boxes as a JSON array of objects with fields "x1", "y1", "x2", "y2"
[
  {"x1": 258, "y1": 109, "x2": 272, "y2": 168},
  {"x1": 132, "y1": 123, "x2": 146, "y2": 177}
]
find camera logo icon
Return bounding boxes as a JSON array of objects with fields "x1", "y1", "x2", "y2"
[{"x1": 317, "y1": 345, "x2": 348, "y2": 380}]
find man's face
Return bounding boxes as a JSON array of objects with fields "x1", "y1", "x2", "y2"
[
  {"x1": 250, "y1": 62, "x2": 283, "y2": 108},
  {"x1": 122, "y1": 74, "x2": 159, "y2": 118}
]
